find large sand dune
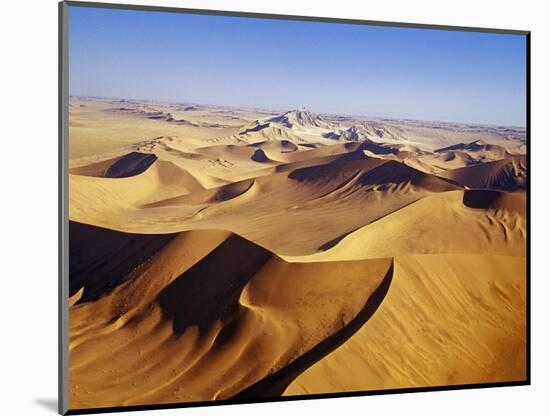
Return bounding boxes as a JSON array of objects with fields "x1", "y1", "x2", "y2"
[
  {"x1": 285, "y1": 254, "x2": 526, "y2": 395},
  {"x1": 67, "y1": 98, "x2": 527, "y2": 411},
  {"x1": 283, "y1": 190, "x2": 526, "y2": 261},
  {"x1": 441, "y1": 155, "x2": 527, "y2": 191},
  {"x1": 69, "y1": 224, "x2": 393, "y2": 408}
]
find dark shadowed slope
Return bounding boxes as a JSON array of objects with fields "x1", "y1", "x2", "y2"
[
  {"x1": 104, "y1": 152, "x2": 158, "y2": 178},
  {"x1": 69, "y1": 221, "x2": 177, "y2": 303}
]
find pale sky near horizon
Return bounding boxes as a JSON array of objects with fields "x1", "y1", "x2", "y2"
[{"x1": 69, "y1": 6, "x2": 527, "y2": 126}]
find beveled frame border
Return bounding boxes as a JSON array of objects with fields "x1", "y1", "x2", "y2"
[{"x1": 58, "y1": 2, "x2": 531, "y2": 414}]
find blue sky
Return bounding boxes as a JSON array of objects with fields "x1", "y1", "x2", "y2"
[{"x1": 69, "y1": 6, "x2": 527, "y2": 126}]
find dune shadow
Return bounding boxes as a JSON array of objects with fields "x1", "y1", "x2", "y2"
[
  {"x1": 232, "y1": 261, "x2": 394, "y2": 399},
  {"x1": 213, "y1": 180, "x2": 255, "y2": 202},
  {"x1": 104, "y1": 151, "x2": 157, "y2": 178},
  {"x1": 463, "y1": 189, "x2": 501, "y2": 208},
  {"x1": 240, "y1": 123, "x2": 269, "y2": 134},
  {"x1": 299, "y1": 143, "x2": 318, "y2": 149},
  {"x1": 355, "y1": 161, "x2": 427, "y2": 186},
  {"x1": 251, "y1": 149, "x2": 270, "y2": 163},
  {"x1": 69, "y1": 221, "x2": 177, "y2": 303},
  {"x1": 357, "y1": 141, "x2": 397, "y2": 155},
  {"x1": 157, "y1": 234, "x2": 272, "y2": 333}
]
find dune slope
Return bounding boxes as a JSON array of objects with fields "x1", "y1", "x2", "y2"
[
  {"x1": 285, "y1": 254, "x2": 526, "y2": 394},
  {"x1": 69, "y1": 225, "x2": 393, "y2": 409},
  {"x1": 283, "y1": 189, "x2": 526, "y2": 261},
  {"x1": 440, "y1": 155, "x2": 527, "y2": 191}
]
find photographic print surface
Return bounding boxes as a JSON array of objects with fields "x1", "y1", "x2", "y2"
[{"x1": 64, "y1": 3, "x2": 528, "y2": 413}]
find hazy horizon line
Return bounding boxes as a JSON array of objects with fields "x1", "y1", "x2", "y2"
[{"x1": 70, "y1": 94, "x2": 527, "y2": 130}]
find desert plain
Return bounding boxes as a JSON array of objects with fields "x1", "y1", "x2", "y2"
[{"x1": 67, "y1": 96, "x2": 527, "y2": 409}]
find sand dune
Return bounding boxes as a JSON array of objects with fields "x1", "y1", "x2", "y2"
[
  {"x1": 283, "y1": 190, "x2": 525, "y2": 261},
  {"x1": 441, "y1": 155, "x2": 527, "y2": 191},
  {"x1": 435, "y1": 139, "x2": 512, "y2": 160},
  {"x1": 70, "y1": 151, "x2": 161, "y2": 180},
  {"x1": 285, "y1": 254, "x2": 526, "y2": 395},
  {"x1": 67, "y1": 97, "x2": 527, "y2": 411},
  {"x1": 69, "y1": 225, "x2": 393, "y2": 408},
  {"x1": 253, "y1": 139, "x2": 298, "y2": 152},
  {"x1": 70, "y1": 154, "x2": 460, "y2": 256},
  {"x1": 69, "y1": 155, "x2": 125, "y2": 177},
  {"x1": 69, "y1": 157, "x2": 206, "y2": 210}
]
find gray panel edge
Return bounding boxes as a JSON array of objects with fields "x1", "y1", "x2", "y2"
[{"x1": 59, "y1": 1, "x2": 70, "y2": 415}]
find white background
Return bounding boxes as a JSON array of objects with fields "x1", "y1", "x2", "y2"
[{"x1": 1, "y1": 0, "x2": 547, "y2": 414}]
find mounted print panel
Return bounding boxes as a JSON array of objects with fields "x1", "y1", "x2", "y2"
[{"x1": 59, "y1": 1, "x2": 529, "y2": 414}]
